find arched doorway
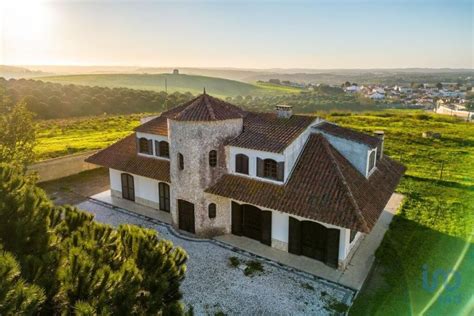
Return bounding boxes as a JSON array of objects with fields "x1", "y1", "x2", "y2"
[
  {"x1": 289, "y1": 217, "x2": 340, "y2": 268},
  {"x1": 231, "y1": 202, "x2": 271, "y2": 246},
  {"x1": 178, "y1": 199, "x2": 195, "y2": 234}
]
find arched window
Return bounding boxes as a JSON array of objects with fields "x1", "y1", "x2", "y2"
[
  {"x1": 138, "y1": 137, "x2": 151, "y2": 154},
  {"x1": 263, "y1": 158, "x2": 278, "y2": 179},
  {"x1": 208, "y1": 203, "x2": 217, "y2": 219},
  {"x1": 209, "y1": 150, "x2": 217, "y2": 167},
  {"x1": 235, "y1": 154, "x2": 249, "y2": 174},
  {"x1": 155, "y1": 141, "x2": 169, "y2": 158},
  {"x1": 178, "y1": 153, "x2": 184, "y2": 170},
  {"x1": 159, "y1": 182, "x2": 170, "y2": 212},
  {"x1": 368, "y1": 150, "x2": 376, "y2": 174}
]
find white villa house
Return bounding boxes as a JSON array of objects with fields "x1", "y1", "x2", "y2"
[{"x1": 87, "y1": 93, "x2": 405, "y2": 269}]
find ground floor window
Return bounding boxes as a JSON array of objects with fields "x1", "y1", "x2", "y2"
[
  {"x1": 121, "y1": 173, "x2": 135, "y2": 201},
  {"x1": 159, "y1": 182, "x2": 170, "y2": 212}
]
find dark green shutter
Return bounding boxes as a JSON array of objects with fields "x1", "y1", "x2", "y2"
[
  {"x1": 256, "y1": 158, "x2": 264, "y2": 177},
  {"x1": 261, "y1": 211, "x2": 272, "y2": 246},
  {"x1": 155, "y1": 140, "x2": 160, "y2": 156},
  {"x1": 288, "y1": 217, "x2": 301, "y2": 255},
  {"x1": 231, "y1": 202, "x2": 243, "y2": 235},
  {"x1": 326, "y1": 228, "x2": 340, "y2": 268},
  {"x1": 147, "y1": 139, "x2": 153, "y2": 155},
  {"x1": 277, "y1": 161, "x2": 285, "y2": 181}
]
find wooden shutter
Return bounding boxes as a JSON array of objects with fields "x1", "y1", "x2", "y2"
[
  {"x1": 231, "y1": 202, "x2": 243, "y2": 235},
  {"x1": 277, "y1": 161, "x2": 285, "y2": 181},
  {"x1": 256, "y1": 158, "x2": 264, "y2": 177},
  {"x1": 235, "y1": 155, "x2": 242, "y2": 173},
  {"x1": 288, "y1": 217, "x2": 301, "y2": 255},
  {"x1": 242, "y1": 155, "x2": 249, "y2": 174},
  {"x1": 147, "y1": 139, "x2": 153, "y2": 155},
  {"x1": 155, "y1": 140, "x2": 160, "y2": 156},
  {"x1": 261, "y1": 211, "x2": 272, "y2": 246},
  {"x1": 326, "y1": 228, "x2": 340, "y2": 268}
]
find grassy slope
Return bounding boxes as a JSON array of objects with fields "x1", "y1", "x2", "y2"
[
  {"x1": 35, "y1": 114, "x2": 148, "y2": 160},
  {"x1": 37, "y1": 73, "x2": 285, "y2": 97},
  {"x1": 324, "y1": 111, "x2": 474, "y2": 316}
]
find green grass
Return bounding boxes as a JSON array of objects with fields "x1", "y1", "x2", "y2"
[
  {"x1": 37, "y1": 73, "x2": 292, "y2": 98},
  {"x1": 323, "y1": 111, "x2": 474, "y2": 316},
  {"x1": 35, "y1": 113, "x2": 149, "y2": 160},
  {"x1": 254, "y1": 82, "x2": 303, "y2": 94}
]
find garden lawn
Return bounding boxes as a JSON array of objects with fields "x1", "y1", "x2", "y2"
[
  {"x1": 35, "y1": 113, "x2": 149, "y2": 160},
  {"x1": 324, "y1": 111, "x2": 474, "y2": 316}
]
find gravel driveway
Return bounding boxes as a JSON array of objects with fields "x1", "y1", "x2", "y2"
[{"x1": 77, "y1": 199, "x2": 355, "y2": 315}]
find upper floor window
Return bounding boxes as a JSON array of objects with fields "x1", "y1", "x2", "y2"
[
  {"x1": 209, "y1": 150, "x2": 217, "y2": 167},
  {"x1": 235, "y1": 154, "x2": 249, "y2": 174},
  {"x1": 139, "y1": 137, "x2": 152, "y2": 154},
  {"x1": 178, "y1": 153, "x2": 184, "y2": 170},
  {"x1": 257, "y1": 158, "x2": 284, "y2": 181},
  {"x1": 368, "y1": 150, "x2": 376, "y2": 174},
  {"x1": 155, "y1": 140, "x2": 170, "y2": 158},
  {"x1": 208, "y1": 203, "x2": 217, "y2": 219}
]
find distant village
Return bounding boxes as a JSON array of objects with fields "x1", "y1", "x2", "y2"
[{"x1": 262, "y1": 78, "x2": 474, "y2": 121}]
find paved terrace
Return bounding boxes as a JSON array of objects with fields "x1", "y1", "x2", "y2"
[{"x1": 90, "y1": 191, "x2": 403, "y2": 290}]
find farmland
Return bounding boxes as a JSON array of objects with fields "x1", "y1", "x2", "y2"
[
  {"x1": 324, "y1": 111, "x2": 474, "y2": 316},
  {"x1": 37, "y1": 73, "x2": 290, "y2": 97}
]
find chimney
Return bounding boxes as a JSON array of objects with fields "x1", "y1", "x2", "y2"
[
  {"x1": 275, "y1": 105, "x2": 293, "y2": 119},
  {"x1": 374, "y1": 130, "x2": 384, "y2": 159}
]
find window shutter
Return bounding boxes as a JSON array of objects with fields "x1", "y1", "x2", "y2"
[
  {"x1": 242, "y1": 155, "x2": 249, "y2": 174},
  {"x1": 155, "y1": 140, "x2": 160, "y2": 156},
  {"x1": 277, "y1": 161, "x2": 285, "y2": 181},
  {"x1": 326, "y1": 228, "x2": 340, "y2": 268},
  {"x1": 261, "y1": 211, "x2": 272, "y2": 246},
  {"x1": 231, "y1": 202, "x2": 243, "y2": 235},
  {"x1": 136, "y1": 139, "x2": 140, "y2": 153},
  {"x1": 147, "y1": 139, "x2": 153, "y2": 155},
  {"x1": 235, "y1": 155, "x2": 241, "y2": 173},
  {"x1": 256, "y1": 158, "x2": 264, "y2": 177},
  {"x1": 288, "y1": 217, "x2": 301, "y2": 255}
]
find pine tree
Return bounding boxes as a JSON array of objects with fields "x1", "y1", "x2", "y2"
[{"x1": 0, "y1": 164, "x2": 188, "y2": 314}]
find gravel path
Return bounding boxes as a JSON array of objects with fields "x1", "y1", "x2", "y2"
[{"x1": 77, "y1": 199, "x2": 355, "y2": 315}]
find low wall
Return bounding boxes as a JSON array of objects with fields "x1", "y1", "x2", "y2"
[{"x1": 28, "y1": 150, "x2": 100, "y2": 183}]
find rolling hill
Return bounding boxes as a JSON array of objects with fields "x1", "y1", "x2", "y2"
[{"x1": 37, "y1": 73, "x2": 282, "y2": 97}]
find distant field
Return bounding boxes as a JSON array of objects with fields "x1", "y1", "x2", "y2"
[
  {"x1": 37, "y1": 73, "x2": 292, "y2": 97},
  {"x1": 35, "y1": 114, "x2": 149, "y2": 160}
]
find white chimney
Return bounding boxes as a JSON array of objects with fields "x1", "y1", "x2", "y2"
[
  {"x1": 275, "y1": 105, "x2": 293, "y2": 119},
  {"x1": 374, "y1": 130, "x2": 385, "y2": 158}
]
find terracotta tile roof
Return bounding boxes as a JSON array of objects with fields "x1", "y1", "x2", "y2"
[
  {"x1": 206, "y1": 134, "x2": 405, "y2": 233},
  {"x1": 85, "y1": 134, "x2": 170, "y2": 182},
  {"x1": 134, "y1": 116, "x2": 168, "y2": 136},
  {"x1": 161, "y1": 93, "x2": 246, "y2": 121},
  {"x1": 315, "y1": 121, "x2": 381, "y2": 148},
  {"x1": 227, "y1": 112, "x2": 316, "y2": 153}
]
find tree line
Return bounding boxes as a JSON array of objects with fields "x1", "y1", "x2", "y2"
[{"x1": 0, "y1": 77, "x2": 194, "y2": 119}]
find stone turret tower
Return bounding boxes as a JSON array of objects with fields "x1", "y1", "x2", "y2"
[{"x1": 166, "y1": 93, "x2": 245, "y2": 236}]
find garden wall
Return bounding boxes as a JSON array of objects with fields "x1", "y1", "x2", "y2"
[{"x1": 28, "y1": 150, "x2": 100, "y2": 183}]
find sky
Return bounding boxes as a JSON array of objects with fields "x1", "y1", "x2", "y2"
[{"x1": 0, "y1": 0, "x2": 472, "y2": 69}]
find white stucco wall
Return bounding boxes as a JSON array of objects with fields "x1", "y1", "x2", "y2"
[
  {"x1": 109, "y1": 168, "x2": 168, "y2": 206},
  {"x1": 315, "y1": 130, "x2": 373, "y2": 177},
  {"x1": 228, "y1": 147, "x2": 285, "y2": 184},
  {"x1": 271, "y1": 211, "x2": 289, "y2": 243}
]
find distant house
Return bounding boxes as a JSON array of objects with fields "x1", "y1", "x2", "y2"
[
  {"x1": 369, "y1": 92, "x2": 385, "y2": 100},
  {"x1": 344, "y1": 85, "x2": 361, "y2": 93},
  {"x1": 173, "y1": 69, "x2": 179, "y2": 75},
  {"x1": 87, "y1": 93, "x2": 405, "y2": 270}
]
